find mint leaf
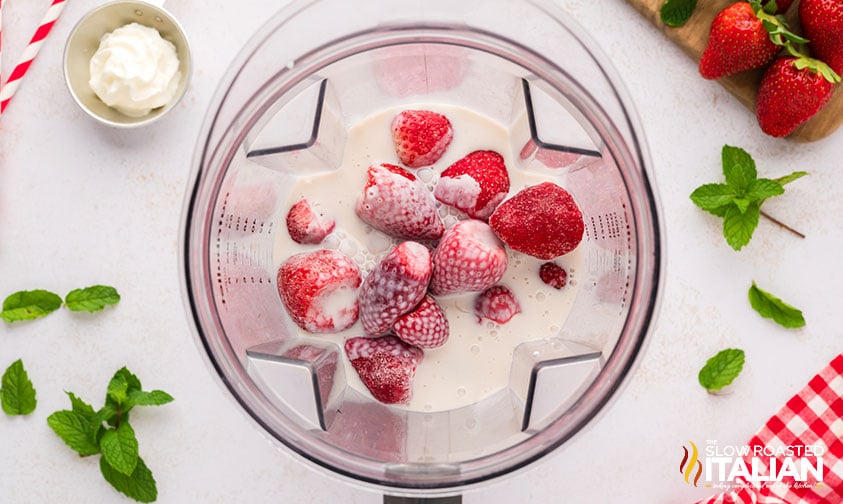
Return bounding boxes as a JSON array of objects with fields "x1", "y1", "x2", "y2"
[
  {"x1": 722, "y1": 145, "x2": 757, "y2": 192},
  {"x1": 660, "y1": 0, "x2": 697, "y2": 27},
  {"x1": 746, "y1": 178, "x2": 784, "y2": 202},
  {"x1": 1, "y1": 289, "x2": 62, "y2": 322},
  {"x1": 100, "y1": 455, "x2": 157, "y2": 503},
  {"x1": 67, "y1": 391, "x2": 96, "y2": 420},
  {"x1": 93, "y1": 403, "x2": 118, "y2": 431},
  {"x1": 699, "y1": 348, "x2": 745, "y2": 393},
  {"x1": 723, "y1": 203, "x2": 760, "y2": 250},
  {"x1": 47, "y1": 410, "x2": 101, "y2": 456},
  {"x1": 65, "y1": 285, "x2": 120, "y2": 312},
  {"x1": 100, "y1": 422, "x2": 139, "y2": 476},
  {"x1": 1, "y1": 359, "x2": 37, "y2": 415},
  {"x1": 129, "y1": 389, "x2": 174, "y2": 407},
  {"x1": 690, "y1": 183, "x2": 736, "y2": 212},
  {"x1": 748, "y1": 282, "x2": 806, "y2": 328},
  {"x1": 107, "y1": 373, "x2": 130, "y2": 406},
  {"x1": 107, "y1": 367, "x2": 144, "y2": 411},
  {"x1": 774, "y1": 171, "x2": 808, "y2": 186},
  {"x1": 732, "y1": 197, "x2": 751, "y2": 214}
]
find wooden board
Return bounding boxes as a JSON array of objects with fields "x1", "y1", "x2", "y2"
[{"x1": 626, "y1": 0, "x2": 842, "y2": 142}]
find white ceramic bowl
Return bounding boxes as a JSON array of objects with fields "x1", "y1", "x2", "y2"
[{"x1": 63, "y1": 0, "x2": 191, "y2": 127}]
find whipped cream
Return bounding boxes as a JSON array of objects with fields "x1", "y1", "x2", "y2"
[{"x1": 88, "y1": 22, "x2": 181, "y2": 118}]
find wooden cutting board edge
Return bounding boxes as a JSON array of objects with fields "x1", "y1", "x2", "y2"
[{"x1": 626, "y1": 0, "x2": 841, "y2": 143}]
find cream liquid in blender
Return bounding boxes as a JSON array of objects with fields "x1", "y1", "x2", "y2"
[{"x1": 273, "y1": 103, "x2": 583, "y2": 412}]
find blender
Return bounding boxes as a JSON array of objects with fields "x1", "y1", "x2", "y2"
[{"x1": 180, "y1": 0, "x2": 663, "y2": 499}]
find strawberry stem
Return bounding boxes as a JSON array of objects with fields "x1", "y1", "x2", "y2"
[
  {"x1": 752, "y1": 2, "x2": 808, "y2": 48},
  {"x1": 785, "y1": 47, "x2": 843, "y2": 84}
]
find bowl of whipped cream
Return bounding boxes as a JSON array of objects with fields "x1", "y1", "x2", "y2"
[{"x1": 64, "y1": 0, "x2": 191, "y2": 127}]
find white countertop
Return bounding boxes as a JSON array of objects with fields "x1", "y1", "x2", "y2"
[{"x1": 1, "y1": 1, "x2": 841, "y2": 502}]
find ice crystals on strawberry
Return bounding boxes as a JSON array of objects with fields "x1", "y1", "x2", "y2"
[
  {"x1": 358, "y1": 241, "x2": 432, "y2": 336},
  {"x1": 474, "y1": 285, "x2": 521, "y2": 325},
  {"x1": 392, "y1": 295, "x2": 449, "y2": 349},
  {"x1": 356, "y1": 163, "x2": 445, "y2": 240},
  {"x1": 434, "y1": 150, "x2": 510, "y2": 220},
  {"x1": 286, "y1": 198, "x2": 336, "y2": 244},
  {"x1": 391, "y1": 109, "x2": 454, "y2": 168},
  {"x1": 345, "y1": 335, "x2": 424, "y2": 405},
  {"x1": 276, "y1": 249, "x2": 361, "y2": 333},
  {"x1": 430, "y1": 219, "x2": 507, "y2": 296},
  {"x1": 489, "y1": 182, "x2": 584, "y2": 260},
  {"x1": 539, "y1": 262, "x2": 568, "y2": 289}
]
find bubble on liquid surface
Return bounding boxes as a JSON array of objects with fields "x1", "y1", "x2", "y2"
[
  {"x1": 417, "y1": 168, "x2": 436, "y2": 184},
  {"x1": 466, "y1": 418, "x2": 477, "y2": 429},
  {"x1": 535, "y1": 291, "x2": 546, "y2": 302},
  {"x1": 471, "y1": 344, "x2": 480, "y2": 355},
  {"x1": 457, "y1": 387, "x2": 466, "y2": 397}
]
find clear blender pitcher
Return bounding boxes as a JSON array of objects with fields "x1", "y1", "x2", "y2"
[{"x1": 181, "y1": 0, "x2": 663, "y2": 498}]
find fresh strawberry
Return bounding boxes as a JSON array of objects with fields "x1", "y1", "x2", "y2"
[
  {"x1": 286, "y1": 198, "x2": 335, "y2": 244},
  {"x1": 756, "y1": 56, "x2": 839, "y2": 137},
  {"x1": 489, "y1": 182, "x2": 584, "y2": 260},
  {"x1": 474, "y1": 285, "x2": 521, "y2": 324},
  {"x1": 799, "y1": 0, "x2": 843, "y2": 75},
  {"x1": 698, "y1": 2, "x2": 796, "y2": 80},
  {"x1": 772, "y1": 0, "x2": 793, "y2": 13},
  {"x1": 430, "y1": 219, "x2": 507, "y2": 295},
  {"x1": 392, "y1": 295, "x2": 449, "y2": 349},
  {"x1": 344, "y1": 335, "x2": 424, "y2": 404},
  {"x1": 355, "y1": 163, "x2": 445, "y2": 240},
  {"x1": 539, "y1": 262, "x2": 568, "y2": 289},
  {"x1": 359, "y1": 241, "x2": 432, "y2": 336},
  {"x1": 391, "y1": 110, "x2": 454, "y2": 168},
  {"x1": 277, "y1": 250, "x2": 361, "y2": 333},
  {"x1": 434, "y1": 150, "x2": 510, "y2": 220}
]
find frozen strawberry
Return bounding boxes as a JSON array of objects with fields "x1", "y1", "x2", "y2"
[
  {"x1": 434, "y1": 150, "x2": 510, "y2": 220},
  {"x1": 392, "y1": 295, "x2": 449, "y2": 349},
  {"x1": 345, "y1": 335, "x2": 424, "y2": 404},
  {"x1": 286, "y1": 198, "x2": 335, "y2": 244},
  {"x1": 359, "y1": 241, "x2": 432, "y2": 336},
  {"x1": 356, "y1": 163, "x2": 444, "y2": 240},
  {"x1": 539, "y1": 262, "x2": 568, "y2": 289},
  {"x1": 277, "y1": 250, "x2": 361, "y2": 333},
  {"x1": 430, "y1": 219, "x2": 507, "y2": 296},
  {"x1": 391, "y1": 110, "x2": 454, "y2": 168},
  {"x1": 489, "y1": 182, "x2": 584, "y2": 260},
  {"x1": 474, "y1": 285, "x2": 521, "y2": 324}
]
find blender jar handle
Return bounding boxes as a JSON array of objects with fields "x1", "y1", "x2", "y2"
[{"x1": 383, "y1": 496, "x2": 462, "y2": 504}]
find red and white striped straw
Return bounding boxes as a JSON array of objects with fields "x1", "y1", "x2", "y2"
[
  {"x1": 0, "y1": 0, "x2": 67, "y2": 115},
  {"x1": 0, "y1": 0, "x2": 4, "y2": 97}
]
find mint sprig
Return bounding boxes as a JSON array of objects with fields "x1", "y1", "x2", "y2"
[
  {"x1": 2, "y1": 284, "x2": 120, "y2": 323},
  {"x1": 47, "y1": 367, "x2": 173, "y2": 502},
  {"x1": 699, "y1": 348, "x2": 745, "y2": 393},
  {"x1": 690, "y1": 145, "x2": 807, "y2": 250},
  {"x1": 748, "y1": 282, "x2": 805, "y2": 328},
  {"x1": 660, "y1": 0, "x2": 697, "y2": 27},
  {"x1": 1, "y1": 359, "x2": 38, "y2": 415}
]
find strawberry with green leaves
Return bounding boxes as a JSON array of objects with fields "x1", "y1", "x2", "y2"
[
  {"x1": 799, "y1": 0, "x2": 843, "y2": 75},
  {"x1": 698, "y1": 0, "x2": 805, "y2": 80},
  {"x1": 756, "y1": 51, "x2": 841, "y2": 137}
]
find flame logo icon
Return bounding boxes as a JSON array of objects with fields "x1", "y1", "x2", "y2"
[{"x1": 680, "y1": 441, "x2": 703, "y2": 486}]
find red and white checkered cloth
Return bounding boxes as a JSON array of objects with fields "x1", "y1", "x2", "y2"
[{"x1": 697, "y1": 354, "x2": 843, "y2": 504}]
